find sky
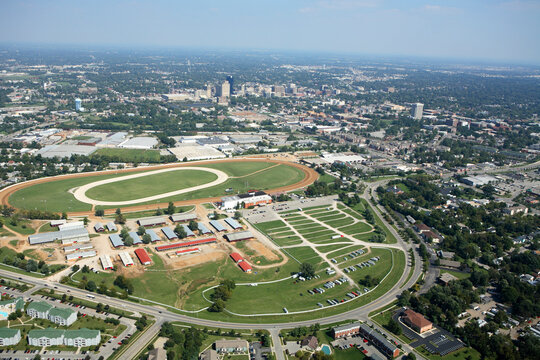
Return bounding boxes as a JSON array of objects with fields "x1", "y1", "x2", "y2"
[{"x1": 1, "y1": 0, "x2": 540, "y2": 64}]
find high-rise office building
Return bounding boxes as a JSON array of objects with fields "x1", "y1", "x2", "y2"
[
  {"x1": 411, "y1": 103, "x2": 424, "y2": 120},
  {"x1": 75, "y1": 98, "x2": 82, "y2": 111},
  {"x1": 226, "y1": 75, "x2": 234, "y2": 94},
  {"x1": 216, "y1": 81, "x2": 230, "y2": 98}
]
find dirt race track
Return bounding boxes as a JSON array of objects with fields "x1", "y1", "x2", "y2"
[{"x1": 0, "y1": 157, "x2": 318, "y2": 217}]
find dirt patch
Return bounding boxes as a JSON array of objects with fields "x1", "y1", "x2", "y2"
[
  {"x1": 245, "y1": 239, "x2": 279, "y2": 261},
  {"x1": 169, "y1": 249, "x2": 226, "y2": 269},
  {"x1": 116, "y1": 262, "x2": 146, "y2": 279}
]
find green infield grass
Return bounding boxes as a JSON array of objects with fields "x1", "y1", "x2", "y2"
[{"x1": 92, "y1": 148, "x2": 162, "y2": 162}]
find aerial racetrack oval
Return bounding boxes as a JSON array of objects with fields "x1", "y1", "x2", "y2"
[{"x1": 1, "y1": 158, "x2": 318, "y2": 215}]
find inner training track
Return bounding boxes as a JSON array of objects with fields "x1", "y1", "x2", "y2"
[{"x1": 0, "y1": 157, "x2": 319, "y2": 216}]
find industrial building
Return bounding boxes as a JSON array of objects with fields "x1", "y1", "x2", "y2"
[
  {"x1": 210, "y1": 220, "x2": 226, "y2": 232},
  {"x1": 146, "y1": 229, "x2": 161, "y2": 242},
  {"x1": 28, "y1": 228, "x2": 89, "y2": 245},
  {"x1": 167, "y1": 144, "x2": 226, "y2": 161},
  {"x1": 170, "y1": 213, "x2": 197, "y2": 223},
  {"x1": 64, "y1": 243, "x2": 93, "y2": 253},
  {"x1": 461, "y1": 175, "x2": 498, "y2": 187},
  {"x1": 138, "y1": 216, "x2": 167, "y2": 227},
  {"x1": 100, "y1": 255, "x2": 113, "y2": 270},
  {"x1": 118, "y1": 136, "x2": 158, "y2": 149},
  {"x1": 135, "y1": 248, "x2": 152, "y2": 265},
  {"x1": 224, "y1": 217, "x2": 243, "y2": 230},
  {"x1": 35, "y1": 144, "x2": 97, "y2": 158},
  {"x1": 66, "y1": 250, "x2": 97, "y2": 261},
  {"x1": 161, "y1": 227, "x2": 178, "y2": 240},
  {"x1": 225, "y1": 231, "x2": 254, "y2": 242},
  {"x1": 109, "y1": 234, "x2": 125, "y2": 248},
  {"x1": 155, "y1": 237, "x2": 217, "y2": 251},
  {"x1": 221, "y1": 191, "x2": 272, "y2": 210},
  {"x1": 119, "y1": 252, "x2": 134, "y2": 267}
]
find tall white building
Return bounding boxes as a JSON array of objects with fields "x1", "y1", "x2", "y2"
[
  {"x1": 75, "y1": 98, "x2": 82, "y2": 111},
  {"x1": 411, "y1": 103, "x2": 424, "y2": 120}
]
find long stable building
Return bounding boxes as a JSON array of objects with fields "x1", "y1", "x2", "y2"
[
  {"x1": 225, "y1": 231, "x2": 254, "y2": 242},
  {"x1": 119, "y1": 252, "x2": 134, "y2": 267},
  {"x1": 28, "y1": 228, "x2": 89, "y2": 245},
  {"x1": 134, "y1": 248, "x2": 152, "y2": 265},
  {"x1": 170, "y1": 213, "x2": 197, "y2": 223},
  {"x1": 224, "y1": 217, "x2": 243, "y2": 230},
  {"x1": 100, "y1": 255, "x2": 113, "y2": 270},
  {"x1": 137, "y1": 216, "x2": 167, "y2": 227},
  {"x1": 155, "y1": 237, "x2": 217, "y2": 251},
  {"x1": 65, "y1": 250, "x2": 96, "y2": 261}
]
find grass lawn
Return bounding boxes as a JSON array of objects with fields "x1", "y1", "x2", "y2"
[
  {"x1": 317, "y1": 174, "x2": 336, "y2": 184},
  {"x1": 86, "y1": 169, "x2": 217, "y2": 202},
  {"x1": 255, "y1": 220, "x2": 288, "y2": 232},
  {"x1": 326, "y1": 245, "x2": 365, "y2": 259},
  {"x1": 316, "y1": 244, "x2": 352, "y2": 253},
  {"x1": 1, "y1": 216, "x2": 35, "y2": 235},
  {"x1": 338, "y1": 222, "x2": 372, "y2": 235},
  {"x1": 283, "y1": 246, "x2": 324, "y2": 265},
  {"x1": 38, "y1": 222, "x2": 58, "y2": 233},
  {"x1": 9, "y1": 161, "x2": 306, "y2": 212},
  {"x1": 93, "y1": 148, "x2": 162, "y2": 162},
  {"x1": 417, "y1": 345, "x2": 481, "y2": 360},
  {"x1": 441, "y1": 269, "x2": 470, "y2": 280},
  {"x1": 353, "y1": 200, "x2": 398, "y2": 244},
  {"x1": 323, "y1": 218, "x2": 355, "y2": 228}
]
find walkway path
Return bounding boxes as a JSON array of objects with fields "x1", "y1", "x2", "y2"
[{"x1": 72, "y1": 167, "x2": 228, "y2": 206}]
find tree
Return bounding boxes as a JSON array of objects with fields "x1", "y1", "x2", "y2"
[
  {"x1": 208, "y1": 299, "x2": 225, "y2": 312},
  {"x1": 115, "y1": 208, "x2": 122, "y2": 215},
  {"x1": 83, "y1": 217, "x2": 89, "y2": 226},
  {"x1": 167, "y1": 201, "x2": 175, "y2": 215},
  {"x1": 61, "y1": 212, "x2": 68, "y2": 220},
  {"x1": 142, "y1": 233, "x2": 151, "y2": 244},
  {"x1": 95, "y1": 209, "x2": 104, "y2": 217},
  {"x1": 115, "y1": 213, "x2": 126, "y2": 225},
  {"x1": 175, "y1": 224, "x2": 187, "y2": 239},
  {"x1": 386, "y1": 318, "x2": 402, "y2": 335},
  {"x1": 137, "y1": 226, "x2": 146, "y2": 236},
  {"x1": 155, "y1": 207, "x2": 163, "y2": 216},
  {"x1": 234, "y1": 211, "x2": 242, "y2": 219},
  {"x1": 299, "y1": 263, "x2": 315, "y2": 278},
  {"x1": 86, "y1": 281, "x2": 97, "y2": 292},
  {"x1": 188, "y1": 220, "x2": 198, "y2": 231}
]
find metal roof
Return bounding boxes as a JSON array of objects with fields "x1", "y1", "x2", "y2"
[
  {"x1": 106, "y1": 222, "x2": 117, "y2": 231},
  {"x1": 145, "y1": 229, "x2": 161, "y2": 242},
  {"x1": 170, "y1": 213, "x2": 197, "y2": 222},
  {"x1": 138, "y1": 216, "x2": 167, "y2": 227},
  {"x1": 225, "y1": 231, "x2": 253, "y2": 242},
  {"x1": 182, "y1": 224, "x2": 195, "y2": 237},
  {"x1": 100, "y1": 255, "x2": 113, "y2": 269},
  {"x1": 64, "y1": 243, "x2": 93, "y2": 253},
  {"x1": 28, "y1": 228, "x2": 89, "y2": 245},
  {"x1": 66, "y1": 250, "x2": 96, "y2": 260},
  {"x1": 128, "y1": 231, "x2": 142, "y2": 244},
  {"x1": 134, "y1": 248, "x2": 151, "y2": 264},
  {"x1": 119, "y1": 252, "x2": 134, "y2": 266},
  {"x1": 161, "y1": 227, "x2": 177, "y2": 239},
  {"x1": 225, "y1": 217, "x2": 242, "y2": 229},
  {"x1": 198, "y1": 223, "x2": 212, "y2": 234},
  {"x1": 109, "y1": 234, "x2": 124, "y2": 247},
  {"x1": 210, "y1": 220, "x2": 226, "y2": 231},
  {"x1": 93, "y1": 222, "x2": 104, "y2": 231}
]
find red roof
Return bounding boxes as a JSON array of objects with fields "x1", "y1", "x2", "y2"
[
  {"x1": 238, "y1": 261, "x2": 252, "y2": 272},
  {"x1": 155, "y1": 237, "x2": 217, "y2": 251},
  {"x1": 134, "y1": 248, "x2": 151, "y2": 265},
  {"x1": 230, "y1": 252, "x2": 244, "y2": 263},
  {"x1": 404, "y1": 309, "x2": 432, "y2": 328},
  {"x1": 175, "y1": 247, "x2": 200, "y2": 254}
]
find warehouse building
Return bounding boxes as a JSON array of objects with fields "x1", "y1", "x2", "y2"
[
  {"x1": 135, "y1": 248, "x2": 152, "y2": 265},
  {"x1": 35, "y1": 144, "x2": 97, "y2": 159},
  {"x1": 119, "y1": 252, "x2": 134, "y2": 267},
  {"x1": 0, "y1": 328, "x2": 21, "y2": 346},
  {"x1": 106, "y1": 222, "x2": 117, "y2": 232},
  {"x1": 221, "y1": 191, "x2": 272, "y2": 210},
  {"x1": 210, "y1": 220, "x2": 226, "y2": 232},
  {"x1": 168, "y1": 144, "x2": 226, "y2": 161},
  {"x1": 28, "y1": 328, "x2": 100, "y2": 347},
  {"x1": 182, "y1": 224, "x2": 195, "y2": 237},
  {"x1": 128, "y1": 231, "x2": 142, "y2": 245},
  {"x1": 461, "y1": 175, "x2": 497, "y2": 187},
  {"x1": 64, "y1": 243, "x2": 93, "y2": 253},
  {"x1": 146, "y1": 229, "x2": 161, "y2": 242},
  {"x1": 94, "y1": 222, "x2": 105, "y2": 232},
  {"x1": 170, "y1": 213, "x2": 197, "y2": 223},
  {"x1": 118, "y1": 136, "x2": 158, "y2": 149},
  {"x1": 100, "y1": 255, "x2": 114, "y2": 270},
  {"x1": 161, "y1": 227, "x2": 178, "y2": 240},
  {"x1": 138, "y1": 216, "x2": 167, "y2": 227},
  {"x1": 109, "y1": 234, "x2": 125, "y2": 248},
  {"x1": 58, "y1": 221, "x2": 85, "y2": 231},
  {"x1": 224, "y1": 217, "x2": 243, "y2": 230},
  {"x1": 28, "y1": 228, "x2": 89, "y2": 245},
  {"x1": 175, "y1": 248, "x2": 200, "y2": 256},
  {"x1": 50, "y1": 219, "x2": 67, "y2": 227},
  {"x1": 225, "y1": 231, "x2": 254, "y2": 242},
  {"x1": 198, "y1": 223, "x2": 212, "y2": 234},
  {"x1": 155, "y1": 238, "x2": 217, "y2": 251},
  {"x1": 66, "y1": 250, "x2": 96, "y2": 261}
]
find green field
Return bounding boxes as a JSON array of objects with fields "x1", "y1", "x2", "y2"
[
  {"x1": 93, "y1": 148, "x2": 161, "y2": 162},
  {"x1": 9, "y1": 161, "x2": 306, "y2": 212},
  {"x1": 86, "y1": 169, "x2": 217, "y2": 201}
]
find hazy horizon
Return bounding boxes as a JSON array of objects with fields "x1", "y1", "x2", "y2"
[{"x1": 1, "y1": 0, "x2": 540, "y2": 65}]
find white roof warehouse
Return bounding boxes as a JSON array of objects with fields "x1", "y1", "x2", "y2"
[{"x1": 28, "y1": 228, "x2": 89, "y2": 245}]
